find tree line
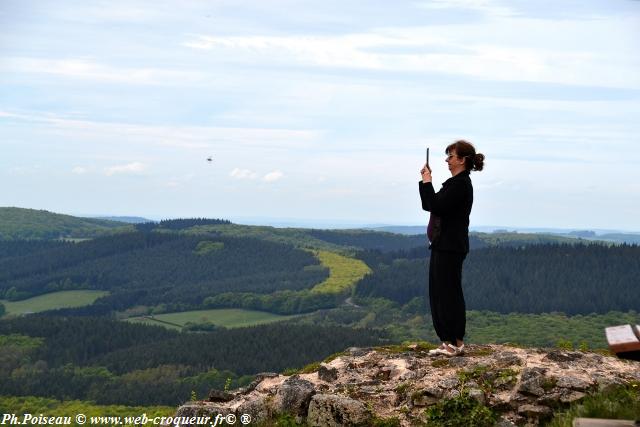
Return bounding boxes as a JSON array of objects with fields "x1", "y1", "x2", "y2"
[
  {"x1": 0, "y1": 316, "x2": 387, "y2": 405},
  {"x1": 0, "y1": 233, "x2": 328, "y2": 312},
  {"x1": 355, "y1": 243, "x2": 640, "y2": 314}
]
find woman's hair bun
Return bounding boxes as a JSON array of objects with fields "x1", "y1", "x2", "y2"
[{"x1": 473, "y1": 153, "x2": 485, "y2": 171}]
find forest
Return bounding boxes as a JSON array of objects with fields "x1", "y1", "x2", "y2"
[
  {"x1": 0, "y1": 232, "x2": 328, "y2": 310},
  {"x1": 355, "y1": 243, "x2": 640, "y2": 314},
  {"x1": 0, "y1": 316, "x2": 386, "y2": 405},
  {"x1": 1, "y1": 211, "x2": 638, "y2": 409}
]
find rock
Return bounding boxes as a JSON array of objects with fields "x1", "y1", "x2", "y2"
[
  {"x1": 518, "y1": 368, "x2": 547, "y2": 397},
  {"x1": 518, "y1": 378, "x2": 545, "y2": 397},
  {"x1": 375, "y1": 367, "x2": 392, "y2": 381},
  {"x1": 517, "y1": 404, "x2": 553, "y2": 419},
  {"x1": 438, "y1": 377, "x2": 460, "y2": 389},
  {"x1": 346, "y1": 347, "x2": 370, "y2": 357},
  {"x1": 493, "y1": 352, "x2": 523, "y2": 368},
  {"x1": 307, "y1": 394, "x2": 372, "y2": 427},
  {"x1": 521, "y1": 367, "x2": 546, "y2": 382},
  {"x1": 274, "y1": 376, "x2": 315, "y2": 419},
  {"x1": 448, "y1": 356, "x2": 468, "y2": 367},
  {"x1": 318, "y1": 364, "x2": 338, "y2": 382},
  {"x1": 236, "y1": 394, "x2": 274, "y2": 422},
  {"x1": 468, "y1": 388, "x2": 486, "y2": 405},
  {"x1": 559, "y1": 390, "x2": 587, "y2": 404},
  {"x1": 543, "y1": 350, "x2": 583, "y2": 363},
  {"x1": 593, "y1": 374, "x2": 626, "y2": 393},
  {"x1": 411, "y1": 386, "x2": 443, "y2": 407},
  {"x1": 556, "y1": 376, "x2": 591, "y2": 391},
  {"x1": 170, "y1": 403, "x2": 233, "y2": 427},
  {"x1": 235, "y1": 372, "x2": 279, "y2": 395},
  {"x1": 207, "y1": 390, "x2": 234, "y2": 402}
]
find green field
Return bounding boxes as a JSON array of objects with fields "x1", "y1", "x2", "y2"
[
  {"x1": 126, "y1": 308, "x2": 300, "y2": 330},
  {"x1": 0, "y1": 290, "x2": 109, "y2": 317},
  {"x1": 311, "y1": 250, "x2": 371, "y2": 294},
  {"x1": 0, "y1": 395, "x2": 173, "y2": 427}
]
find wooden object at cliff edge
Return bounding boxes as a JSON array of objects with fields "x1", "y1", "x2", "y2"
[
  {"x1": 573, "y1": 419, "x2": 638, "y2": 426},
  {"x1": 605, "y1": 324, "x2": 640, "y2": 361}
]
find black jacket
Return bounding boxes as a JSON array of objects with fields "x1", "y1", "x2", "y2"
[{"x1": 419, "y1": 170, "x2": 473, "y2": 254}]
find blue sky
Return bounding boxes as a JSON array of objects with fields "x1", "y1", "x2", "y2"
[{"x1": 1, "y1": 0, "x2": 639, "y2": 230}]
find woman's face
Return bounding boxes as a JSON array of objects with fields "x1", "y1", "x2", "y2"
[{"x1": 446, "y1": 149, "x2": 466, "y2": 175}]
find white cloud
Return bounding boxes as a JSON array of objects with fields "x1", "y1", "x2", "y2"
[
  {"x1": 72, "y1": 166, "x2": 87, "y2": 174},
  {"x1": 182, "y1": 19, "x2": 640, "y2": 89},
  {"x1": 104, "y1": 162, "x2": 148, "y2": 176},
  {"x1": 262, "y1": 170, "x2": 284, "y2": 182},
  {"x1": 2, "y1": 57, "x2": 204, "y2": 86},
  {"x1": 415, "y1": 0, "x2": 517, "y2": 18},
  {"x1": 230, "y1": 168, "x2": 257, "y2": 179},
  {"x1": 1, "y1": 111, "x2": 320, "y2": 151}
]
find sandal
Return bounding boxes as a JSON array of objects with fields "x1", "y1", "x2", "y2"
[
  {"x1": 429, "y1": 343, "x2": 458, "y2": 357},
  {"x1": 428, "y1": 343, "x2": 447, "y2": 355}
]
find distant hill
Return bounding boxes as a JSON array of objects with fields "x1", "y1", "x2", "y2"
[
  {"x1": 91, "y1": 216, "x2": 152, "y2": 224},
  {"x1": 0, "y1": 207, "x2": 132, "y2": 240},
  {"x1": 367, "y1": 225, "x2": 637, "y2": 246}
]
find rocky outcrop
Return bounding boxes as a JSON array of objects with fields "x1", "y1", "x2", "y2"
[{"x1": 169, "y1": 344, "x2": 640, "y2": 426}]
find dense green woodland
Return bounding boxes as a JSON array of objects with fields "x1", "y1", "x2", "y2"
[
  {"x1": 0, "y1": 207, "x2": 130, "y2": 240},
  {"x1": 1, "y1": 211, "x2": 639, "y2": 409},
  {"x1": 355, "y1": 243, "x2": 640, "y2": 314},
  {"x1": 307, "y1": 229, "x2": 487, "y2": 251},
  {"x1": 134, "y1": 218, "x2": 231, "y2": 232},
  {"x1": 0, "y1": 316, "x2": 386, "y2": 405},
  {"x1": 0, "y1": 233, "x2": 328, "y2": 310}
]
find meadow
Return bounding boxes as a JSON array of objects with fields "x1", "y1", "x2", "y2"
[
  {"x1": 0, "y1": 290, "x2": 109, "y2": 317},
  {"x1": 125, "y1": 308, "x2": 300, "y2": 330}
]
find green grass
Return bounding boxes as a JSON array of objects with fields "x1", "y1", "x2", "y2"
[
  {"x1": 126, "y1": 308, "x2": 301, "y2": 330},
  {"x1": 0, "y1": 207, "x2": 132, "y2": 240},
  {"x1": 0, "y1": 290, "x2": 109, "y2": 317},
  {"x1": 310, "y1": 250, "x2": 371, "y2": 294},
  {"x1": 0, "y1": 395, "x2": 173, "y2": 427}
]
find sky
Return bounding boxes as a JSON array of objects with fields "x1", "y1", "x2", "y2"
[{"x1": 1, "y1": 0, "x2": 639, "y2": 230}]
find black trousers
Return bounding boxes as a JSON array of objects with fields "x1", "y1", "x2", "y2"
[{"x1": 428, "y1": 249, "x2": 466, "y2": 344}]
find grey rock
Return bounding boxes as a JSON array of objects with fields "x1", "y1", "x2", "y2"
[
  {"x1": 518, "y1": 378, "x2": 545, "y2": 397},
  {"x1": 207, "y1": 390, "x2": 234, "y2": 402},
  {"x1": 411, "y1": 392, "x2": 440, "y2": 407},
  {"x1": 411, "y1": 385, "x2": 444, "y2": 406},
  {"x1": 468, "y1": 388, "x2": 486, "y2": 405},
  {"x1": 521, "y1": 367, "x2": 546, "y2": 382},
  {"x1": 235, "y1": 372, "x2": 279, "y2": 395},
  {"x1": 494, "y1": 352, "x2": 523, "y2": 368},
  {"x1": 237, "y1": 394, "x2": 274, "y2": 423},
  {"x1": 448, "y1": 356, "x2": 468, "y2": 367},
  {"x1": 517, "y1": 404, "x2": 553, "y2": 419},
  {"x1": 318, "y1": 364, "x2": 338, "y2": 382},
  {"x1": 438, "y1": 377, "x2": 460, "y2": 389},
  {"x1": 170, "y1": 403, "x2": 233, "y2": 427},
  {"x1": 592, "y1": 374, "x2": 626, "y2": 393},
  {"x1": 307, "y1": 394, "x2": 372, "y2": 427},
  {"x1": 518, "y1": 368, "x2": 548, "y2": 397},
  {"x1": 274, "y1": 376, "x2": 316, "y2": 418},
  {"x1": 556, "y1": 376, "x2": 591, "y2": 391},
  {"x1": 559, "y1": 390, "x2": 587, "y2": 404},
  {"x1": 544, "y1": 350, "x2": 583, "y2": 363},
  {"x1": 375, "y1": 367, "x2": 392, "y2": 381},
  {"x1": 399, "y1": 370, "x2": 418, "y2": 381},
  {"x1": 346, "y1": 347, "x2": 370, "y2": 357}
]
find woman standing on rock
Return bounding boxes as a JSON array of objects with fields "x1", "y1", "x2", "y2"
[{"x1": 419, "y1": 140, "x2": 485, "y2": 356}]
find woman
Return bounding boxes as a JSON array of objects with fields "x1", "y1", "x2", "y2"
[{"x1": 419, "y1": 140, "x2": 485, "y2": 356}]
